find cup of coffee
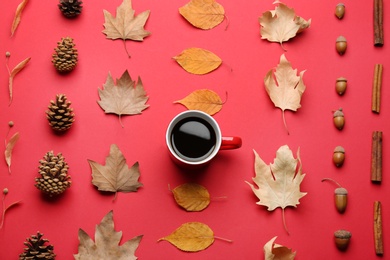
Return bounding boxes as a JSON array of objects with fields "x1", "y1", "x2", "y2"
[{"x1": 166, "y1": 110, "x2": 242, "y2": 168}]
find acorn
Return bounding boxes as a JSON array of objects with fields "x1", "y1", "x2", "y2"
[
  {"x1": 336, "y1": 77, "x2": 347, "y2": 95},
  {"x1": 333, "y1": 108, "x2": 345, "y2": 130},
  {"x1": 336, "y1": 36, "x2": 347, "y2": 55},
  {"x1": 322, "y1": 178, "x2": 348, "y2": 213},
  {"x1": 335, "y1": 3, "x2": 345, "y2": 19},
  {"x1": 333, "y1": 146, "x2": 345, "y2": 167},
  {"x1": 334, "y1": 230, "x2": 351, "y2": 251}
]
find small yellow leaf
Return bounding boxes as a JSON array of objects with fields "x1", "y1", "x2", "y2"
[
  {"x1": 174, "y1": 89, "x2": 223, "y2": 115},
  {"x1": 171, "y1": 183, "x2": 210, "y2": 211},
  {"x1": 158, "y1": 222, "x2": 214, "y2": 252},
  {"x1": 11, "y1": 0, "x2": 29, "y2": 37},
  {"x1": 179, "y1": 0, "x2": 225, "y2": 30},
  {"x1": 4, "y1": 132, "x2": 20, "y2": 174},
  {"x1": 173, "y1": 47, "x2": 222, "y2": 75}
]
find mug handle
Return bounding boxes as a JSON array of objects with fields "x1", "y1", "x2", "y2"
[{"x1": 220, "y1": 136, "x2": 242, "y2": 150}]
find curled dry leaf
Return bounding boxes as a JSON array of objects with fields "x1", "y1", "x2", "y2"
[
  {"x1": 264, "y1": 236, "x2": 296, "y2": 260},
  {"x1": 9, "y1": 57, "x2": 31, "y2": 106},
  {"x1": 1, "y1": 188, "x2": 22, "y2": 229},
  {"x1": 74, "y1": 211, "x2": 143, "y2": 260},
  {"x1": 4, "y1": 132, "x2": 20, "y2": 174},
  {"x1": 264, "y1": 54, "x2": 306, "y2": 134},
  {"x1": 179, "y1": 0, "x2": 225, "y2": 30},
  {"x1": 158, "y1": 222, "x2": 215, "y2": 252},
  {"x1": 246, "y1": 145, "x2": 307, "y2": 234},
  {"x1": 11, "y1": 0, "x2": 29, "y2": 36},
  {"x1": 174, "y1": 89, "x2": 223, "y2": 115},
  {"x1": 102, "y1": 0, "x2": 151, "y2": 57},
  {"x1": 173, "y1": 47, "x2": 222, "y2": 75},
  {"x1": 259, "y1": 2, "x2": 311, "y2": 49},
  {"x1": 171, "y1": 183, "x2": 210, "y2": 211},
  {"x1": 88, "y1": 144, "x2": 143, "y2": 200}
]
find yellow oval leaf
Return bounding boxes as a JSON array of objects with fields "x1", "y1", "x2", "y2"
[
  {"x1": 179, "y1": 0, "x2": 225, "y2": 30},
  {"x1": 173, "y1": 47, "x2": 222, "y2": 75},
  {"x1": 158, "y1": 222, "x2": 214, "y2": 252},
  {"x1": 174, "y1": 89, "x2": 223, "y2": 115},
  {"x1": 172, "y1": 183, "x2": 210, "y2": 211}
]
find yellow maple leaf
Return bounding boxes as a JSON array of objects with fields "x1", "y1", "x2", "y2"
[
  {"x1": 173, "y1": 47, "x2": 222, "y2": 75},
  {"x1": 174, "y1": 89, "x2": 223, "y2": 115},
  {"x1": 179, "y1": 0, "x2": 225, "y2": 30}
]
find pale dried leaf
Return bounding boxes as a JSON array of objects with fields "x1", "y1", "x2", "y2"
[
  {"x1": 11, "y1": 0, "x2": 29, "y2": 36},
  {"x1": 9, "y1": 57, "x2": 31, "y2": 105},
  {"x1": 74, "y1": 211, "x2": 143, "y2": 260},
  {"x1": 179, "y1": 0, "x2": 225, "y2": 30},
  {"x1": 264, "y1": 236, "x2": 296, "y2": 260},
  {"x1": 172, "y1": 183, "x2": 210, "y2": 211},
  {"x1": 97, "y1": 70, "x2": 149, "y2": 127},
  {"x1": 158, "y1": 222, "x2": 214, "y2": 252},
  {"x1": 88, "y1": 144, "x2": 143, "y2": 198},
  {"x1": 4, "y1": 132, "x2": 20, "y2": 173},
  {"x1": 174, "y1": 89, "x2": 223, "y2": 115},
  {"x1": 173, "y1": 47, "x2": 222, "y2": 75}
]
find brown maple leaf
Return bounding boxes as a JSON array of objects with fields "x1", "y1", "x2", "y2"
[
  {"x1": 74, "y1": 211, "x2": 143, "y2": 260},
  {"x1": 97, "y1": 70, "x2": 149, "y2": 127},
  {"x1": 102, "y1": 0, "x2": 151, "y2": 57},
  {"x1": 264, "y1": 54, "x2": 306, "y2": 134},
  {"x1": 174, "y1": 89, "x2": 224, "y2": 115},
  {"x1": 259, "y1": 2, "x2": 311, "y2": 49},
  {"x1": 88, "y1": 144, "x2": 143, "y2": 200},
  {"x1": 246, "y1": 145, "x2": 307, "y2": 234},
  {"x1": 264, "y1": 236, "x2": 296, "y2": 260}
]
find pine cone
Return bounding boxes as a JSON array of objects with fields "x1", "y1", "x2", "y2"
[
  {"x1": 35, "y1": 151, "x2": 71, "y2": 197},
  {"x1": 19, "y1": 232, "x2": 56, "y2": 259},
  {"x1": 52, "y1": 37, "x2": 78, "y2": 73},
  {"x1": 58, "y1": 0, "x2": 83, "y2": 18},
  {"x1": 46, "y1": 94, "x2": 75, "y2": 132}
]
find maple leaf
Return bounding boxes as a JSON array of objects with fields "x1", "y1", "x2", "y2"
[
  {"x1": 171, "y1": 183, "x2": 211, "y2": 211},
  {"x1": 102, "y1": 0, "x2": 151, "y2": 58},
  {"x1": 174, "y1": 89, "x2": 224, "y2": 115},
  {"x1": 179, "y1": 0, "x2": 225, "y2": 30},
  {"x1": 88, "y1": 144, "x2": 143, "y2": 200},
  {"x1": 74, "y1": 211, "x2": 143, "y2": 260},
  {"x1": 259, "y1": 2, "x2": 311, "y2": 49},
  {"x1": 97, "y1": 70, "x2": 149, "y2": 127},
  {"x1": 173, "y1": 47, "x2": 222, "y2": 75},
  {"x1": 246, "y1": 145, "x2": 307, "y2": 234},
  {"x1": 264, "y1": 236, "x2": 296, "y2": 260},
  {"x1": 264, "y1": 54, "x2": 306, "y2": 134}
]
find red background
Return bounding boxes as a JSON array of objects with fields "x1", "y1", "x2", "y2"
[{"x1": 0, "y1": 0, "x2": 389, "y2": 259}]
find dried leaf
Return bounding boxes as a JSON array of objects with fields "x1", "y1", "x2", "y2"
[
  {"x1": 173, "y1": 47, "x2": 222, "y2": 75},
  {"x1": 171, "y1": 183, "x2": 210, "y2": 211},
  {"x1": 264, "y1": 236, "x2": 296, "y2": 260},
  {"x1": 158, "y1": 222, "x2": 214, "y2": 252},
  {"x1": 0, "y1": 200, "x2": 21, "y2": 229},
  {"x1": 4, "y1": 132, "x2": 20, "y2": 173},
  {"x1": 179, "y1": 0, "x2": 225, "y2": 30},
  {"x1": 174, "y1": 89, "x2": 223, "y2": 115},
  {"x1": 88, "y1": 144, "x2": 143, "y2": 199},
  {"x1": 264, "y1": 54, "x2": 306, "y2": 134},
  {"x1": 97, "y1": 70, "x2": 149, "y2": 127},
  {"x1": 246, "y1": 145, "x2": 307, "y2": 234},
  {"x1": 9, "y1": 57, "x2": 31, "y2": 105},
  {"x1": 259, "y1": 2, "x2": 311, "y2": 49},
  {"x1": 102, "y1": 0, "x2": 151, "y2": 57},
  {"x1": 74, "y1": 211, "x2": 143, "y2": 260},
  {"x1": 11, "y1": 0, "x2": 29, "y2": 37}
]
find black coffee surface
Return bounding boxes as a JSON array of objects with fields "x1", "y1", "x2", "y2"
[{"x1": 171, "y1": 117, "x2": 216, "y2": 162}]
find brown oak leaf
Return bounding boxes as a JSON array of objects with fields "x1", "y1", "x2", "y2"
[
  {"x1": 174, "y1": 89, "x2": 223, "y2": 115},
  {"x1": 179, "y1": 0, "x2": 225, "y2": 30},
  {"x1": 4, "y1": 132, "x2": 20, "y2": 174},
  {"x1": 264, "y1": 236, "x2": 296, "y2": 260},
  {"x1": 11, "y1": 0, "x2": 29, "y2": 37},
  {"x1": 74, "y1": 211, "x2": 143, "y2": 260},
  {"x1": 173, "y1": 47, "x2": 222, "y2": 75},
  {"x1": 171, "y1": 183, "x2": 210, "y2": 211},
  {"x1": 264, "y1": 54, "x2": 306, "y2": 134},
  {"x1": 102, "y1": 0, "x2": 151, "y2": 57},
  {"x1": 88, "y1": 144, "x2": 143, "y2": 200},
  {"x1": 259, "y1": 2, "x2": 311, "y2": 49},
  {"x1": 246, "y1": 145, "x2": 307, "y2": 234},
  {"x1": 97, "y1": 70, "x2": 149, "y2": 127}
]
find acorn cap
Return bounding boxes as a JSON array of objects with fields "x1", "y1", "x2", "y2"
[
  {"x1": 333, "y1": 109, "x2": 344, "y2": 117},
  {"x1": 336, "y1": 77, "x2": 347, "y2": 82},
  {"x1": 334, "y1": 230, "x2": 352, "y2": 239},
  {"x1": 336, "y1": 36, "x2": 347, "y2": 42},
  {"x1": 335, "y1": 187, "x2": 348, "y2": 195},
  {"x1": 334, "y1": 146, "x2": 345, "y2": 153}
]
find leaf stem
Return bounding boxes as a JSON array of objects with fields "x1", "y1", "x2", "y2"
[
  {"x1": 119, "y1": 115, "x2": 124, "y2": 128},
  {"x1": 321, "y1": 178, "x2": 342, "y2": 188},
  {"x1": 282, "y1": 110, "x2": 290, "y2": 135},
  {"x1": 282, "y1": 208, "x2": 290, "y2": 235},
  {"x1": 224, "y1": 14, "x2": 230, "y2": 31},
  {"x1": 213, "y1": 236, "x2": 233, "y2": 243},
  {"x1": 123, "y1": 40, "x2": 131, "y2": 58},
  {"x1": 0, "y1": 192, "x2": 5, "y2": 229}
]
